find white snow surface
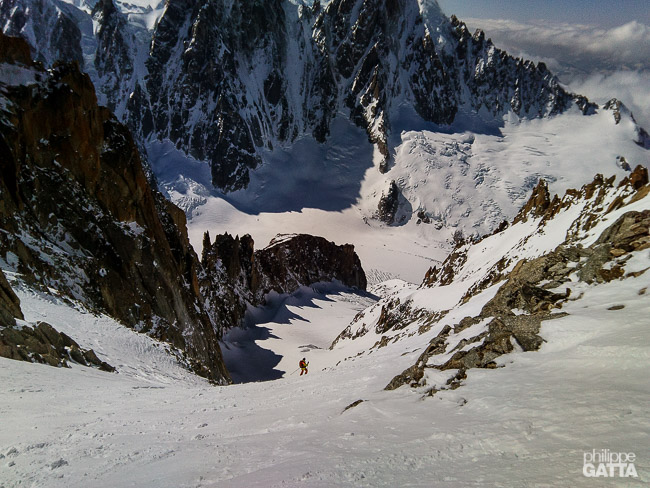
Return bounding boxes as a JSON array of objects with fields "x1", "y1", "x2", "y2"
[
  {"x1": 1, "y1": 2, "x2": 649, "y2": 484},
  {"x1": 2, "y1": 184, "x2": 649, "y2": 486},
  {"x1": 1, "y1": 249, "x2": 649, "y2": 486}
]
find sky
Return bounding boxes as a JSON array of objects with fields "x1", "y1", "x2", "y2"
[
  {"x1": 436, "y1": 0, "x2": 650, "y2": 28},
  {"x1": 437, "y1": 0, "x2": 650, "y2": 131}
]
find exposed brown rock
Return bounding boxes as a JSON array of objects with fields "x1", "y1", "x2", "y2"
[
  {"x1": 0, "y1": 32, "x2": 33, "y2": 65},
  {"x1": 513, "y1": 178, "x2": 551, "y2": 224},
  {"x1": 595, "y1": 210, "x2": 650, "y2": 253},
  {"x1": 0, "y1": 321, "x2": 115, "y2": 371},
  {"x1": 0, "y1": 38, "x2": 229, "y2": 383},
  {"x1": 619, "y1": 164, "x2": 649, "y2": 191},
  {"x1": 422, "y1": 248, "x2": 467, "y2": 287},
  {"x1": 0, "y1": 269, "x2": 23, "y2": 327}
]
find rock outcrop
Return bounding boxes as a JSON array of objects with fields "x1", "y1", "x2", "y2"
[
  {"x1": 384, "y1": 172, "x2": 650, "y2": 393},
  {"x1": 0, "y1": 33, "x2": 229, "y2": 383},
  {"x1": 91, "y1": 0, "x2": 136, "y2": 116},
  {"x1": 377, "y1": 181, "x2": 400, "y2": 224},
  {"x1": 0, "y1": 321, "x2": 115, "y2": 372},
  {"x1": 387, "y1": 205, "x2": 649, "y2": 391},
  {"x1": 0, "y1": 269, "x2": 23, "y2": 327},
  {"x1": 254, "y1": 234, "x2": 367, "y2": 300},
  {"x1": 199, "y1": 233, "x2": 367, "y2": 333}
]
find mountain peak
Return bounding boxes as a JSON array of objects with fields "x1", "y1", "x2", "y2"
[{"x1": 0, "y1": 0, "x2": 605, "y2": 194}]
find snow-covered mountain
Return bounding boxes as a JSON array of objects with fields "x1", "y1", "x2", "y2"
[
  {"x1": 3, "y1": 0, "x2": 647, "y2": 238},
  {"x1": 0, "y1": 32, "x2": 366, "y2": 384},
  {"x1": 1, "y1": 3, "x2": 650, "y2": 484},
  {"x1": 331, "y1": 165, "x2": 650, "y2": 395},
  {"x1": 1, "y1": 0, "x2": 589, "y2": 185},
  {"x1": 1, "y1": 162, "x2": 648, "y2": 486}
]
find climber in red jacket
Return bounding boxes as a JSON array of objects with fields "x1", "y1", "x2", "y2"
[{"x1": 299, "y1": 358, "x2": 309, "y2": 375}]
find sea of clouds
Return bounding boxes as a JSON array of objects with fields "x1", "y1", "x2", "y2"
[{"x1": 462, "y1": 18, "x2": 650, "y2": 130}]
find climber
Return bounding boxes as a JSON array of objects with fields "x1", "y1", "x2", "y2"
[{"x1": 299, "y1": 357, "x2": 309, "y2": 375}]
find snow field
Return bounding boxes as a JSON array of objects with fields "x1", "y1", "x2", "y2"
[
  {"x1": 2, "y1": 170, "x2": 650, "y2": 486},
  {"x1": 1, "y1": 255, "x2": 649, "y2": 486}
]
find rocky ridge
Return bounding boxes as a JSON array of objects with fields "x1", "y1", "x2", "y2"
[
  {"x1": 0, "y1": 33, "x2": 368, "y2": 380},
  {"x1": 0, "y1": 0, "x2": 601, "y2": 194},
  {"x1": 199, "y1": 232, "x2": 367, "y2": 333},
  {"x1": 331, "y1": 165, "x2": 649, "y2": 395}
]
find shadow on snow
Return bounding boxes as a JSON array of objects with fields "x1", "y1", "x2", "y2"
[{"x1": 220, "y1": 283, "x2": 378, "y2": 384}]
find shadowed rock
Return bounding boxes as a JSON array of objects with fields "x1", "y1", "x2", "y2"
[{"x1": 0, "y1": 33, "x2": 229, "y2": 383}]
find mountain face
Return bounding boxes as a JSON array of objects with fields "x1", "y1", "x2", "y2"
[
  {"x1": 0, "y1": 0, "x2": 84, "y2": 67},
  {"x1": 136, "y1": 0, "x2": 594, "y2": 189},
  {"x1": 199, "y1": 232, "x2": 367, "y2": 333},
  {"x1": 0, "y1": 32, "x2": 368, "y2": 380},
  {"x1": 0, "y1": 34, "x2": 231, "y2": 383},
  {"x1": 331, "y1": 165, "x2": 650, "y2": 394},
  {"x1": 0, "y1": 0, "x2": 597, "y2": 194}
]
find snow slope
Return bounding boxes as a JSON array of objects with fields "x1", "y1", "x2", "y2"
[
  {"x1": 3, "y1": 176, "x2": 650, "y2": 485},
  {"x1": 1, "y1": 253, "x2": 648, "y2": 486}
]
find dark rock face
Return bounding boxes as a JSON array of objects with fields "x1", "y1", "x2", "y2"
[
  {"x1": 0, "y1": 34, "x2": 229, "y2": 383},
  {"x1": 448, "y1": 17, "x2": 582, "y2": 118},
  {"x1": 141, "y1": 0, "x2": 287, "y2": 191},
  {"x1": 624, "y1": 164, "x2": 649, "y2": 190},
  {"x1": 0, "y1": 321, "x2": 115, "y2": 371},
  {"x1": 199, "y1": 232, "x2": 257, "y2": 335},
  {"x1": 0, "y1": 269, "x2": 23, "y2": 327},
  {"x1": 2, "y1": 0, "x2": 597, "y2": 194},
  {"x1": 254, "y1": 234, "x2": 367, "y2": 299},
  {"x1": 377, "y1": 181, "x2": 400, "y2": 224},
  {"x1": 0, "y1": 30, "x2": 33, "y2": 65},
  {"x1": 200, "y1": 233, "x2": 367, "y2": 328},
  {"x1": 0, "y1": 0, "x2": 83, "y2": 66},
  {"x1": 604, "y1": 98, "x2": 624, "y2": 124},
  {"x1": 91, "y1": 0, "x2": 135, "y2": 115}
]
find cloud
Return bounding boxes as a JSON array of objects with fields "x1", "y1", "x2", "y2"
[
  {"x1": 568, "y1": 71, "x2": 650, "y2": 131},
  {"x1": 459, "y1": 18, "x2": 650, "y2": 130},
  {"x1": 461, "y1": 18, "x2": 650, "y2": 74}
]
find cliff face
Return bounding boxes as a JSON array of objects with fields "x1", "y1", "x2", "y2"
[
  {"x1": 200, "y1": 232, "x2": 368, "y2": 335},
  {"x1": 0, "y1": 0, "x2": 596, "y2": 194},
  {"x1": 0, "y1": 33, "x2": 229, "y2": 383},
  {"x1": 0, "y1": 269, "x2": 22, "y2": 327},
  {"x1": 253, "y1": 234, "x2": 367, "y2": 300}
]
